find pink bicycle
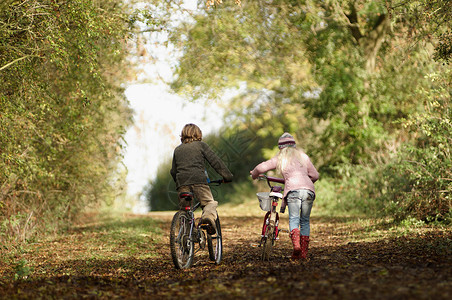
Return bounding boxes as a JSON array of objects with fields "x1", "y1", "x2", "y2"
[{"x1": 256, "y1": 174, "x2": 286, "y2": 260}]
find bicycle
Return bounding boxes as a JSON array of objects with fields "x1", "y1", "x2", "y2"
[
  {"x1": 256, "y1": 174, "x2": 285, "y2": 260},
  {"x1": 169, "y1": 179, "x2": 224, "y2": 269}
]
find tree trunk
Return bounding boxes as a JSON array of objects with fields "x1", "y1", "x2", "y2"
[{"x1": 347, "y1": 5, "x2": 391, "y2": 72}]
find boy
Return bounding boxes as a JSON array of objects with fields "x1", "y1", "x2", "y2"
[{"x1": 170, "y1": 124, "x2": 233, "y2": 234}]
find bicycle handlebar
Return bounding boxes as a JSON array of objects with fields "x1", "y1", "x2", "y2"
[
  {"x1": 258, "y1": 174, "x2": 285, "y2": 184},
  {"x1": 207, "y1": 178, "x2": 227, "y2": 185},
  {"x1": 267, "y1": 176, "x2": 285, "y2": 184}
]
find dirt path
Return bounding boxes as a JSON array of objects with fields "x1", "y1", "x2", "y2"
[{"x1": 0, "y1": 208, "x2": 451, "y2": 299}]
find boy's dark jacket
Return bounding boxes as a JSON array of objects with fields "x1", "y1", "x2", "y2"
[{"x1": 170, "y1": 141, "x2": 233, "y2": 189}]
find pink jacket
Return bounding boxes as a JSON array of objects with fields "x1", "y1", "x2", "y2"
[{"x1": 251, "y1": 152, "x2": 319, "y2": 198}]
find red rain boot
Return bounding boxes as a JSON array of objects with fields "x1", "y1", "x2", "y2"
[
  {"x1": 290, "y1": 229, "x2": 302, "y2": 259},
  {"x1": 300, "y1": 235, "x2": 310, "y2": 260}
]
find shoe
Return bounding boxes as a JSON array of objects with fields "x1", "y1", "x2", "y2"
[
  {"x1": 300, "y1": 235, "x2": 310, "y2": 260},
  {"x1": 290, "y1": 229, "x2": 302, "y2": 260},
  {"x1": 200, "y1": 218, "x2": 216, "y2": 235}
]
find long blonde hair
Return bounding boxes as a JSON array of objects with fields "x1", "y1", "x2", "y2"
[
  {"x1": 180, "y1": 123, "x2": 202, "y2": 143},
  {"x1": 277, "y1": 146, "x2": 305, "y2": 174}
]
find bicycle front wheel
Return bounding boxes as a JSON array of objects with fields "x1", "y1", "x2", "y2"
[
  {"x1": 207, "y1": 216, "x2": 223, "y2": 264},
  {"x1": 170, "y1": 211, "x2": 194, "y2": 269}
]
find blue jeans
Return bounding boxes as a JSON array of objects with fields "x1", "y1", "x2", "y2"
[{"x1": 286, "y1": 189, "x2": 315, "y2": 236}]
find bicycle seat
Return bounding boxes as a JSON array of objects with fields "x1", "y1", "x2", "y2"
[
  {"x1": 178, "y1": 192, "x2": 194, "y2": 200},
  {"x1": 272, "y1": 186, "x2": 283, "y2": 193},
  {"x1": 269, "y1": 191, "x2": 283, "y2": 198}
]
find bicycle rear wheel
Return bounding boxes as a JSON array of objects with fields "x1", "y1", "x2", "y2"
[
  {"x1": 170, "y1": 211, "x2": 194, "y2": 269},
  {"x1": 261, "y1": 217, "x2": 275, "y2": 261},
  {"x1": 207, "y1": 216, "x2": 223, "y2": 264}
]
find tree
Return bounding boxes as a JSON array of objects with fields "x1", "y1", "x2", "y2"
[
  {"x1": 164, "y1": 1, "x2": 445, "y2": 173},
  {"x1": 0, "y1": 0, "x2": 134, "y2": 242},
  {"x1": 142, "y1": 0, "x2": 450, "y2": 221}
]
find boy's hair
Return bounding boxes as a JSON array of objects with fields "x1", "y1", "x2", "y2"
[{"x1": 180, "y1": 123, "x2": 203, "y2": 143}]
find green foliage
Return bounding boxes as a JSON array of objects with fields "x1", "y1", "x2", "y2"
[
  {"x1": 165, "y1": 0, "x2": 444, "y2": 177},
  {"x1": 0, "y1": 0, "x2": 134, "y2": 243},
  {"x1": 388, "y1": 0, "x2": 451, "y2": 63},
  {"x1": 145, "y1": 159, "x2": 178, "y2": 211},
  {"x1": 169, "y1": 1, "x2": 316, "y2": 101},
  {"x1": 317, "y1": 68, "x2": 451, "y2": 223},
  {"x1": 14, "y1": 259, "x2": 33, "y2": 281},
  {"x1": 313, "y1": 165, "x2": 388, "y2": 218},
  {"x1": 381, "y1": 70, "x2": 451, "y2": 223}
]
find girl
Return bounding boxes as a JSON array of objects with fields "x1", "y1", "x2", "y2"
[{"x1": 250, "y1": 133, "x2": 319, "y2": 259}]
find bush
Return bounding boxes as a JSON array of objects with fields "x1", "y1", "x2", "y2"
[
  {"x1": 314, "y1": 164, "x2": 388, "y2": 218},
  {"x1": 381, "y1": 71, "x2": 451, "y2": 223},
  {"x1": 0, "y1": 0, "x2": 133, "y2": 243}
]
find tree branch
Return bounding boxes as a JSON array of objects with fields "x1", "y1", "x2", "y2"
[
  {"x1": 0, "y1": 55, "x2": 34, "y2": 72},
  {"x1": 333, "y1": 2, "x2": 362, "y2": 43}
]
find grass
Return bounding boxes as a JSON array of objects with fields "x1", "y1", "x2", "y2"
[{"x1": 0, "y1": 210, "x2": 167, "y2": 282}]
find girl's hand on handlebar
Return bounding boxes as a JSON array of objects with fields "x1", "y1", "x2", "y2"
[{"x1": 250, "y1": 170, "x2": 259, "y2": 180}]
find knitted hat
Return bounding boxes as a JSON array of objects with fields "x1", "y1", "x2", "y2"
[{"x1": 278, "y1": 132, "x2": 296, "y2": 149}]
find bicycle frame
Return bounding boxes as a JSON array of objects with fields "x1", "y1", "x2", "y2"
[{"x1": 178, "y1": 196, "x2": 207, "y2": 251}]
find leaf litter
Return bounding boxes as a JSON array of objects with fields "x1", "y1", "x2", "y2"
[{"x1": 0, "y1": 211, "x2": 450, "y2": 299}]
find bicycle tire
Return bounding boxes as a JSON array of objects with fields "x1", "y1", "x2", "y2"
[
  {"x1": 261, "y1": 219, "x2": 275, "y2": 261},
  {"x1": 170, "y1": 211, "x2": 194, "y2": 269},
  {"x1": 207, "y1": 216, "x2": 223, "y2": 264}
]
